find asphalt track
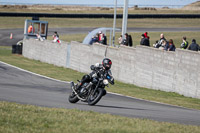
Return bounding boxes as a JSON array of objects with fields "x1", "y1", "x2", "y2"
[
  {"x1": 1, "y1": 27, "x2": 200, "y2": 46},
  {"x1": 0, "y1": 61, "x2": 200, "y2": 126}
]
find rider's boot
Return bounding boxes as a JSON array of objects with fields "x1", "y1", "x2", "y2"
[{"x1": 75, "y1": 82, "x2": 82, "y2": 90}]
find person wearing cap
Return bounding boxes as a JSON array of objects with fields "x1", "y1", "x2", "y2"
[
  {"x1": 140, "y1": 34, "x2": 150, "y2": 46},
  {"x1": 188, "y1": 39, "x2": 200, "y2": 51},
  {"x1": 180, "y1": 36, "x2": 188, "y2": 49}
]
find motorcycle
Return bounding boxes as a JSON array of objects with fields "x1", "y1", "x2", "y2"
[{"x1": 68, "y1": 68, "x2": 114, "y2": 106}]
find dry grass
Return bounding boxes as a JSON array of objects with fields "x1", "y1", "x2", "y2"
[{"x1": 0, "y1": 4, "x2": 200, "y2": 14}]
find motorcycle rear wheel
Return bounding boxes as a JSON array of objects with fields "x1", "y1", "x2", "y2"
[
  {"x1": 88, "y1": 88, "x2": 103, "y2": 106},
  {"x1": 68, "y1": 91, "x2": 79, "y2": 103}
]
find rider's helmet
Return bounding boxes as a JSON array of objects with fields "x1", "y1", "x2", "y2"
[{"x1": 102, "y1": 58, "x2": 112, "y2": 70}]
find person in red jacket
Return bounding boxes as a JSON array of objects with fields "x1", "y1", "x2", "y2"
[{"x1": 144, "y1": 32, "x2": 150, "y2": 39}]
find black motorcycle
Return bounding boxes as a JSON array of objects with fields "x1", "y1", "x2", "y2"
[{"x1": 68, "y1": 69, "x2": 114, "y2": 106}]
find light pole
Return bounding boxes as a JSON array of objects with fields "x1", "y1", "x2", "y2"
[
  {"x1": 112, "y1": 0, "x2": 117, "y2": 46},
  {"x1": 121, "y1": 0, "x2": 129, "y2": 39}
]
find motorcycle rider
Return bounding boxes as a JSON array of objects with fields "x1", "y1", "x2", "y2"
[{"x1": 75, "y1": 58, "x2": 114, "y2": 95}]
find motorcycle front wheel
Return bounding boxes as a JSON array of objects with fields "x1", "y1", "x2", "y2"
[
  {"x1": 68, "y1": 90, "x2": 79, "y2": 103},
  {"x1": 88, "y1": 88, "x2": 103, "y2": 106}
]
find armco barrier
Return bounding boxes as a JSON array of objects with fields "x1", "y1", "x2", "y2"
[
  {"x1": 1, "y1": 12, "x2": 200, "y2": 18},
  {"x1": 23, "y1": 39, "x2": 200, "y2": 99}
]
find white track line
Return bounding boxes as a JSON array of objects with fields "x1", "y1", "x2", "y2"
[{"x1": 0, "y1": 61, "x2": 70, "y2": 84}]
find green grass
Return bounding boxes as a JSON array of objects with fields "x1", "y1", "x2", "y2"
[
  {"x1": 1, "y1": 17, "x2": 200, "y2": 29},
  {"x1": 0, "y1": 47, "x2": 200, "y2": 110},
  {"x1": 0, "y1": 101, "x2": 200, "y2": 133}
]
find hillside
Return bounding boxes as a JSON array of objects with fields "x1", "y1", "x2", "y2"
[
  {"x1": 0, "y1": 3, "x2": 200, "y2": 14},
  {"x1": 183, "y1": 1, "x2": 200, "y2": 10}
]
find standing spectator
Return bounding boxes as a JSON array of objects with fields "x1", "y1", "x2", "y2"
[
  {"x1": 153, "y1": 33, "x2": 166, "y2": 48},
  {"x1": 140, "y1": 34, "x2": 150, "y2": 46},
  {"x1": 122, "y1": 33, "x2": 132, "y2": 47},
  {"x1": 188, "y1": 39, "x2": 200, "y2": 51},
  {"x1": 160, "y1": 33, "x2": 166, "y2": 41},
  {"x1": 89, "y1": 33, "x2": 99, "y2": 45},
  {"x1": 52, "y1": 31, "x2": 61, "y2": 43},
  {"x1": 28, "y1": 24, "x2": 35, "y2": 33},
  {"x1": 98, "y1": 31, "x2": 102, "y2": 41},
  {"x1": 180, "y1": 36, "x2": 188, "y2": 49},
  {"x1": 122, "y1": 33, "x2": 129, "y2": 46},
  {"x1": 128, "y1": 34, "x2": 133, "y2": 47},
  {"x1": 162, "y1": 40, "x2": 169, "y2": 51},
  {"x1": 144, "y1": 32, "x2": 150, "y2": 39},
  {"x1": 118, "y1": 35, "x2": 123, "y2": 45},
  {"x1": 168, "y1": 39, "x2": 176, "y2": 51},
  {"x1": 99, "y1": 33, "x2": 107, "y2": 45}
]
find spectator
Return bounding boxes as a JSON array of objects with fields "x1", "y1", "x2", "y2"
[
  {"x1": 128, "y1": 34, "x2": 133, "y2": 47},
  {"x1": 98, "y1": 31, "x2": 102, "y2": 41},
  {"x1": 52, "y1": 31, "x2": 61, "y2": 43},
  {"x1": 168, "y1": 39, "x2": 176, "y2": 51},
  {"x1": 99, "y1": 33, "x2": 107, "y2": 45},
  {"x1": 140, "y1": 34, "x2": 150, "y2": 46},
  {"x1": 188, "y1": 39, "x2": 200, "y2": 51},
  {"x1": 121, "y1": 33, "x2": 128, "y2": 46},
  {"x1": 144, "y1": 32, "x2": 150, "y2": 39},
  {"x1": 118, "y1": 35, "x2": 123, "y2": 45},
  {"x1": 28, "y1": 24, "x2": 34, "y2": 33},
  {"x1": 158, "y1": 40, "x2": 169, "y2": 51},
  {"x1": 89, "y1": 33, "x2": 99, "y2": 45},
  {"x1": 122, "y1": 33, "x2": 133, "y2": 47},
  {"x1": 160, "y1": 33, "x2": 166, "y2": 41},
  {"x1": 153, "y1": 33, "x2": 166, "y2": 48},
  {"x1": 36, "y1": 33, "x2": 44, "y2": 41},
  {"x1": 180, "y1": 36, "x2": 188, "y2": 49}
]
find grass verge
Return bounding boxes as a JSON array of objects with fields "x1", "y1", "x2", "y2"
[
  {"x1": 0, "y1": 101, "x2": 200, "y2": 133},
  {"x1": 1, "y1": 17, "x2": 200, "y2": 29},
  {"x1": 0, "y1": 102, "x2": 200, "y2": 133},
  {"x1": 0, "y1": 46, "x2": 200, "y2": 110}
]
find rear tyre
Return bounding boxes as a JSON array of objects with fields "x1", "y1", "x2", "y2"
[{"x1": 88, "y1": 88, "x2": 103, "y2": 106}]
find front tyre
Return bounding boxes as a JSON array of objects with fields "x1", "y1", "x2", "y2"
[
  {"x1": 88, "y1": 88, "x2": 103, "y2": 106},
  {"x1": 68, "y1": 90, "x2": 79, "y2": 103}
]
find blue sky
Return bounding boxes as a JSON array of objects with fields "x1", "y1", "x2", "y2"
[{"x1": 0, "y1": 0, "x2": 199, "y2": 7}]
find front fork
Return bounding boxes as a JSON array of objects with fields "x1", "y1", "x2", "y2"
[{"x1": 70, "y1": 81, "x2": 86, "y2": 101}]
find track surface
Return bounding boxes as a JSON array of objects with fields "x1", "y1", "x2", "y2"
[
  {"x1": 1, "y1": 27, "x2": 200, "y2": 46},
  {"x1": 0, "y1": 61, "x2": 200, "y2": 126}
]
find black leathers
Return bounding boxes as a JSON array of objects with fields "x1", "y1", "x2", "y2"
[{"x1": 79, "y1": 64, "x2": 114, "y2": 87}]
